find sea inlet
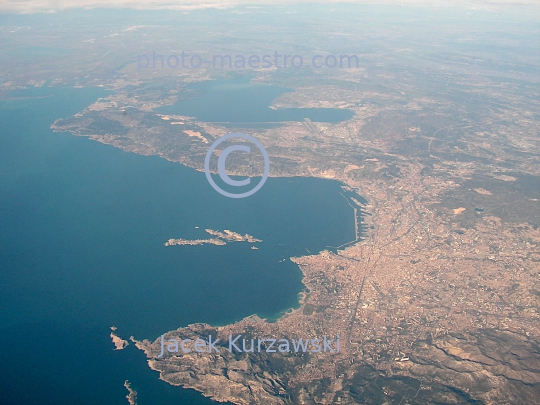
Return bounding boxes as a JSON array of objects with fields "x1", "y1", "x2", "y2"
[{"x1": 0, "y1": 84, "x2": 363, "y2": 404}]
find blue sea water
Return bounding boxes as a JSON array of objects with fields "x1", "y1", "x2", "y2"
[
  {"x1": 0, "y1": 85, "x2": 356, "y2": 404},
  {"x1": 156, "y1": 75, "x2": 354, "y2": 124}
]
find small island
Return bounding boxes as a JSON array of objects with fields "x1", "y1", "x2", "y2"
[
  {"x1": 124, "y1": 380, "x2": 137, "y2": 405},
  {"x1": 110, "y1": 326, "x2": 129, "y2": 350},
  {"x1": 165, "y1": 238, "x2": 226, "y2": 246},
  {"x1": 165, "y1": 229, "x2": 262, "y2": 247}
]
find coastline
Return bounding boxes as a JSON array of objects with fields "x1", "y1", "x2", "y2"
[
  {"x1": 126, "y1": 173, "x2": 367, "y2": 405},
  {"x1": 51, "y1": 98, "x2": 369, "y2": 404},
  {"x1": 47, "y1": 77, "x2": 540, "y2": 404}
]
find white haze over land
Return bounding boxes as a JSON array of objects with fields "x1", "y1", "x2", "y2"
[{"x1": 0, "y1": 0, "x2": 539, "y2": 13}]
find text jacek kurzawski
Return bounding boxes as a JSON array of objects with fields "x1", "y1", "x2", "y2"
[{"x1": 157, "y1": 334, "x2": 340, "y2": 357}]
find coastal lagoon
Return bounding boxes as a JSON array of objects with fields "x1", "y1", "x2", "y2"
[
  {"x1": 156, "y1": 75, "x2": 354, "y2": 125},
  {"x1": 0, "y1": 87, "x2": 357, "y2": 404}
]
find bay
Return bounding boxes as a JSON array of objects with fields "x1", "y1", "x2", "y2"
[
  {"x1": 0, "y1": 85, "x2": 356, "y2": 404},
  {"x1": 156, "y1": 75, "x2": 354, "y2": 124}
]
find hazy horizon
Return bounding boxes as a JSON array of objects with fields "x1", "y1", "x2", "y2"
[{"x1": 2, "y1": 0, "x2": 539, "y2": 14}]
